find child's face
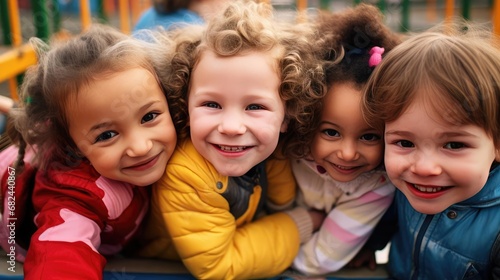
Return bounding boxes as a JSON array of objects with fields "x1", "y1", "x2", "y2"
[
  {"x1": 311, "y1": 83, "x2": 383, "y2": 182},
  {"x1": 188, "y1": 50, "x2": 286, "y2": 176},
  {"x1": 384, "y1": 92, "x2": 500, "y2": 214},
  {"x1": 67, "y1": 67, "x2": 177, "y2": 186}
]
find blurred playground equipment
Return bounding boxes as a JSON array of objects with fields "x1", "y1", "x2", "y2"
[
  {"x1": 0, "y1": 0, "x2": 498, "y2": 278},
  {"x1": 0, "y1": 0, "x2": 152, "y2": 101},
  {"x1": 1, "y1": 0, "x2": 499, "y2": 101}
]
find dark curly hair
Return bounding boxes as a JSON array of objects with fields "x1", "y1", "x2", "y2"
[{"x1": 290, "y1": 4, "x2": 402, "y2": 157}]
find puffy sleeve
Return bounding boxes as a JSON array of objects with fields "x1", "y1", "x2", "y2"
[
  {"x1": 265, "y1": 157, "x2": 296, "y2": 212},
  {"x1": 150, "y1": 141, "x2": 301, "y2": 279},
  {"x1": 24, "y1": 165, "x2": 109, "y2": 280},
  {"x1": 293, "y1": 173, "x2": 395, "y2": 275}
]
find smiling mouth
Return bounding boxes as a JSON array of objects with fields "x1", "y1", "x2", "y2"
[
  {"x1": 412, "y1": 184, "x2": 451, "y2": 193},
  {"x1": 218, "y1": 145, "x2": 248, "y2": 152},
  {"x1": 126, "y1": 153, "x2": 160, "y2": 169},
  {"x1": 334, "y1": 164, "x2": 358, "y2": 170}
]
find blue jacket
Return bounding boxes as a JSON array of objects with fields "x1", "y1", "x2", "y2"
[{"x1": 388, "y1": 165, "x2": 500, "y2": 280}]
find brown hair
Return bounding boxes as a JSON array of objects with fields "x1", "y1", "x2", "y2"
[
  {"x1": 8, "y1": 24, "x2": 184, "y2": 171},
  {"x1": 362, "y1": 21, "x2": 500, "y2": 148},
  {"x1": 142, "y1": 24, "x2": 205, "y2": 141}
]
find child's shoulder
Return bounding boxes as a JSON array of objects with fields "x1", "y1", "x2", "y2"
[
  {"x1": 169, "y1": 138, "x2": 209, "y2": 166},
  {"x1": 166, "y1": 138, "x2": 224, "y2": 181},
  {"x1": 41, "y1": 160, "x2": 100, "y2": 186},
  {"x1": 38, "y1": 161, "x2": 135, "y2": 199}
]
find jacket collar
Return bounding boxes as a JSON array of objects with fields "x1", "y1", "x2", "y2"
[{"x1": 458, "y1": 165, "x2": 500, "y2": 207}]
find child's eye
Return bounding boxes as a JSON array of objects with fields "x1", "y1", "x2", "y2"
[
  {"x1": 95, "y1": 131, "x2": 117, "y2": 143},
  {"x1": 141, "y1": 112, "x2": 159, "y2": 124},
  {"x1": 444, "y1": 142, "x2": 466, "y2": 149},
  {"x1": 396, "y1": 140, "x2": 414, "y2": 148},
  {"x1": 322, "y1": 129, "x2": 340, "y2": 137},
  {"x1": 246, "y1": 104, "x2": 264, "y2": 110},
  {"x1": 360, "y1": 133, "x2": 381, "y2": 141},
  {"x1": 203, "y1": 102, "x2": 221, "y2": 109}
]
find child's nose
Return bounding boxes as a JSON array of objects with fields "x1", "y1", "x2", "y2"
[
  {"x1": 337, "y1": 140, "x2": 359, "y2": 161},
  {"x1": 125, "y1": 134, "x2": 153, "y2": 157},
  {"x1": 410, "y1": 151, "x2": 442, "y2": 176},
  {"x1": 218, "y1": 113, "x2": 246, "y2": 135}
]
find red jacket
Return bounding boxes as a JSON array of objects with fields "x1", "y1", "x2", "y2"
[{"x1": 0, "y1": 146, "x2": 149, "y2": 279}]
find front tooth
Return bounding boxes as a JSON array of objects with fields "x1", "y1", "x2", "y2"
[
  {"x1": 415, "y1": 185, "x2": 442, "y2": 193},
  {"x1": 336, "y1": 165, "x2": 353, "y2": 170},
  {"x1": 220, "y1": 145, "x2": 244, "y2": 152}
]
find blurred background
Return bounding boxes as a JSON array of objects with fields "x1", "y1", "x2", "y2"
[
  {"x1": 0, "y1": 0, "x2": 497, "y2": 108},
  {"x1": 0, "y1": 0, "x2": 497, "y2": 270}
]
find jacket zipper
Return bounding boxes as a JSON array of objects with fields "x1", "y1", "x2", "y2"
[{"x1": 411, "y1": 214, "x2": 434, "y2": 280}]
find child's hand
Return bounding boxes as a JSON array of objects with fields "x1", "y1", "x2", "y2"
[
  {"x1": 308, "y1": 209, "x2": 326, "y2": 232},
  {"x1": 346, "y1": 247, "x2": 377, "y2": 270}
]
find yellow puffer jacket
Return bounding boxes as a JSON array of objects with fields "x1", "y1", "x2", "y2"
[{"x1": 139, "y1": 139, "x2": 301, "y2": 279}]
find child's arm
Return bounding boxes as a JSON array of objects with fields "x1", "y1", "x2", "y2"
[
  {"x1": 293, "y1": 176, "x2": 395, "y2": 275},
  {"x1": 348, "y1": 195, "x2": 398, "y2": 270},
  {"x1": 23, "y1": 165, "x2": 146, "y2": 279},
  {"x1": 154, "y1": 157, "x2": 302, "y2": 279},
  {"x1": 266, "y1": 158, "x2": 324, "y2": 241},
  {"x1": 265, "y1": 158, "x2": 296, "y2": 212},
  {"x1": 24, "y1": 180, "x2": 107, "y2": 279}
]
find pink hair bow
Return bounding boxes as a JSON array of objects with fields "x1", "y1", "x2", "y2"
[{"x1": 368, "y1": 46, "x2": 385, "y2": 67}]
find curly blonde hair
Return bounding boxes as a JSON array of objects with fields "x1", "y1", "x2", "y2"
[
  {"x1": 158, "y1": 0, "x2": 325, "y2": 158},
  {"x1": 8, "y1": 24, "x2": 185, "y2": 171}
]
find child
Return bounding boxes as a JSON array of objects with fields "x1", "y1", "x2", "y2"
[
  {"x1": 288, "y1": 4, "x2": 400, "y2": 276},
  {"x1": 362, "y1": 21, "x2": 500, "y2": 279},
  {"x1": 138, "y1": 1, "x2": 326, "y2": 279},
  {"x1": 0, "y1": 24, "x2": 181, "y2": 279}
]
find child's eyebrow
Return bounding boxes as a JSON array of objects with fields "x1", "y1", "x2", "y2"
[
  {"x1": 385, "y1": 130, "x2": 413, "y2": 137},
  {"x1": 319, "y1": 120, "x2": 338, "y2": 127},
  {"x1": 139, "y1": 100, "x2": 161, "y2": 111},
  {"x1": 438, "y1": 131, "x2": 477, "y2": 138},
  {"x1": 87, "y1": 100, "x2": 162, "y2": 134},
  {"x1": 385, "y1": 130, "x2": 478, "y2": 138},
  {"x1": 88, "y1": 122, "x2": 113, "y2": 135}
]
